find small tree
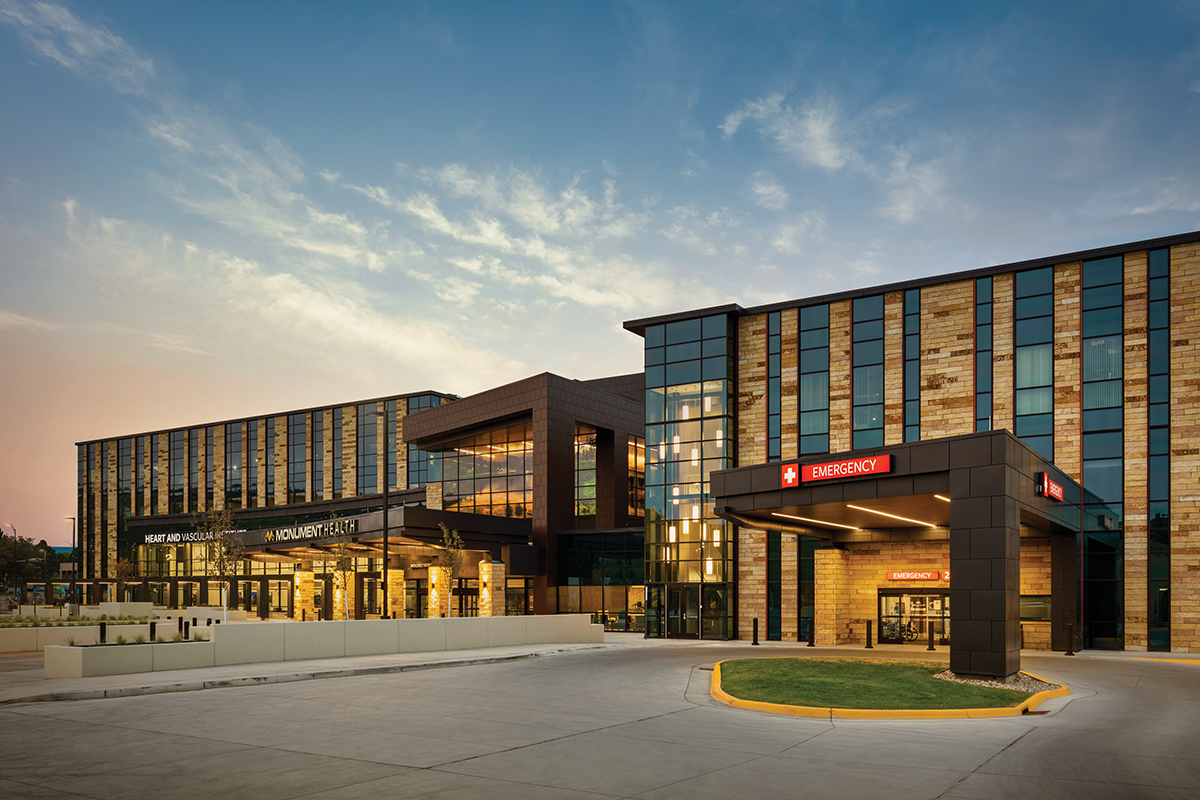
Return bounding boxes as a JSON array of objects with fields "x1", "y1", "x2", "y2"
[
  {"x1": 326, "y1": 534, "x2": 356, "y2": 620},
  {"x1": 112, "y1": 558, "x2": 138, "y2": 602},
  {"x1": 196, "y1": 507, "x2": 244, "y2": 619},
  {"x1": 436, "y1": 523, "x2": 464, "y2": 617}
]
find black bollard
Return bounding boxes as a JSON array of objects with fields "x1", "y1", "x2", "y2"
[
  {"x1": 99, "y1": 621, "x2": 107, "y2": 644},
  {"x1": 865, "y1": 620, "x2": 873, "y2": 649},
  {"x1": 177, "y1": 616, "x2": 183, "y2": 633},
  {"x1": 302, "y1": 609, "x2": 306, "y2": 622},
  {"x1": 752, "y1": 617, "x2": 760, "y2": 645},
  {"x1": 807, "y1": 618, "x2": 815, "y2": 647},
  {"x1": 150, "y1": 621, "x2": 156, "y2": 640},
  {"x1": 192, "y1": 617, "x2": 197, "y2": 629},
  {"x1": 206, "y1": 618, "x2": 212, "y2": 627},
  {"x1": 214, "y1": 619, "x2": 220, "y2": 624},
  {"x1": 1065, "y1": 622, "x2": 1075, "y2": 656},
  {"x1": 183, "y1": 620, "x2": 190, "y2": 638},
  {"x1": 927, "y1": 622, "x2": 936, "y2": 651}
]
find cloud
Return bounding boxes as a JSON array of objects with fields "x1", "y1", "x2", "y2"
[
  {"x1": 0, "y1": 310, "x2": 59, "y2": 331},
  {"x1": 0, "y1": 0, "x2": 155, "y2": 95},
  {"x1": 771, "y1": 212, "x2": 825, "y2": 255},
  {"x1": 879, "y1": 152, "x2": 949, "y2": 223},
  {"x1": 722, "y1": 94, "x2": 858, "y2": 171},
  {"x1": 749, "y1": 171, "x2": 789, "y2": 211}
]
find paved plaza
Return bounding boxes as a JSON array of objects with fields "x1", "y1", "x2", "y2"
[{"x1": 1, "y1": 635, "x2": 1198, "y2": 799}]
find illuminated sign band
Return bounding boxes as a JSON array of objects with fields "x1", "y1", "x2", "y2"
[
  {"x1": 1037, "y1": 472, "x2": 1065, "y2": 502},
  {"x1": 887, "y1": 570, "x2": 950, "y2": 582},
  {"x1": 264, "y1": 518, "x2": 358, "y2": 543},
  {"x1": 789, "y1": 454, "x2": 892, "y2": 484}
]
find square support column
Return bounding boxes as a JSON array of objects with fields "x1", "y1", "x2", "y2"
[
  {"x1": 1051, "y1": 531, "x2": 1079, "y2": 652},
  {"x1": 479, "y1": 560, "x2": 506, "y2": 617},
  {"x1": 814, "y1": 547, "x2": 851, "y2": 645},
  {"x1": 293, "y1": 569, "x2": 315, "y2": 621},
  {"x1": 387, "y1": 564, "x2": 405, "y2": 620},
  {"x1": 429, "y1": 566, "x2": 450, "y2": 618}
]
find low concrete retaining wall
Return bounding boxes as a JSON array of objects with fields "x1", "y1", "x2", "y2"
[
  {"x1": 43, "y1": 615, "x2": 603, "y2": 679},
  {"x1": 1, "y1": 622, "x2": 189, "y2": 653}
]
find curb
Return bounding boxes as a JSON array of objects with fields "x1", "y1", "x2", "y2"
[
  {"x1": 709, "y1": 660, "x2": 1071, "y2": 720},
  {"x1": 0, "y1": 645, "x2": 603, "y2": 706}
]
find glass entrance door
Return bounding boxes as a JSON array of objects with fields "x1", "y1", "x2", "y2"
[
  {"x1": 666, "y1": 585, "x2": 699, "y2": 638},
  {"x1": 878, "y1": 592, "x2": 950, "y2": 645}
]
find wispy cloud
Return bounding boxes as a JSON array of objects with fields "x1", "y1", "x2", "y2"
[
  {"x1": 0, "y1": 309, "x2": 59, "y2": 331},
  {"x1": 749, "y1": 171, "x2": 789, "y2": 211},
  {"x1": 722, "y1": 94, "x2": 859, "y2": 171},
  {"x1": 0, "y1": 0, "x2": 154, "y2": 95}
]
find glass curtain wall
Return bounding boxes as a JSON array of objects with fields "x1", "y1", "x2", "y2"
[
  {"x1": 903, "y1": 289, "x2": 921, "y2": 442},
  {"x1": 1081, "y1": 256, "x2": 1124, "y2": 649},
  {"x1": 432, "y1": 421, "x2": 533, "y2": 517},
  {"x1": 575, "y1": 424, "x2": 597, "y2": 528},
  {"x1": 356, "y1": 404, "x2": 378, "y2": 495},
  {"x1": 643, "y1": 313, "x2": 734, "y2": 639},
  {"x1": 246, "y1": 420, "x2": 258, "y2": 508},
  {"x1": 852, "y1": 296, "x2": 885, "y2": 449},
  {"x1": 1013, "y1": 267, "x2": 1054, "y2": 459},
  {"x1": 288, "y1": 413, "x2": 306, "y2": 504},
  {"x1": 799, "y1": 305, "x2": 830, "y2": 454},
  {"x1": 976, "y1": 278, "x2": 994, "y2": 431},
  {"x1": 627, "y1": 435, "x2": 645, "y2": 518},
  {"x1": 1148, "y1": 248, "x2": 1171, "y2": 650},
  {"x1": 188, "y1": 429, "x2": 199, "y2": 510},
  {"x1": 406, "y1": 394, "x2": 443, "y2": 489},
  {"x1": 225, "y1": 423, "x2": 242, "y2": 509},
  {"x1": 168, "y1": 431, "x2": 185, "y2": 514},
  {"x1": 311, "y1": 411, "x2": 324, "y2": 500}
]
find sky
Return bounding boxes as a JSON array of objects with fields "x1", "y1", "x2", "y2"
[{"x1": 2, "y1": 1, "x2": 1199, "y2": 547}]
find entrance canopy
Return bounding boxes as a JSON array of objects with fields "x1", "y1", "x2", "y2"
[{"x1": 712, "y1": 430, "x2": 1084, "y2": 678}]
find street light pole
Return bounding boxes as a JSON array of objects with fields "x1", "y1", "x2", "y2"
[
  {"x1": 65, "y1": 517, "x2": 76, "y2": 608},
  {"x1": 363, "y1": 410, "x2": 391, "y2": 619}
]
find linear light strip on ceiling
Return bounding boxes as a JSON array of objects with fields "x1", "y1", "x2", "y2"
[
  {"x1": 770, "y1": 512, "x2": 859, "y2": 531},
  {"x1": 844, "y1": 503, "x2": 937, "y2": 527}
]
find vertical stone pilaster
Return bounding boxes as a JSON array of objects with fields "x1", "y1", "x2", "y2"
[
  {"x1": 397, "y1": 412, "x2": 408, "y2": 490},
  {"x1": 1170, "y1": 240, "x2": 1200, "y2": 653},
  {"x1": 780, "y1": 307, "x2": 799, "y2": 461},
  {"x1": 293, "y1": 569, "x2": 315, "y2": 621},
  {"x1": 426, "y1": 481, "x2": 443, "y2": 510},
  {"x1": 157, "y1": 435, "x2": 169, "y2": 515},
  {"x1": 388, "y1": 565, "x2": 406, "y2": 619},
  {"x1": 343, "y1": 405, "x2": 357, "y2": 497},
  {"x1": 920, "y1": 280, "x2": 975, "y2": 439},
  {"x1": 737, "y1": 314, "x2": 767, "y2": 465},
  {"x1": 737, "y1": 527, "x2": 765, "y2": 640},
  {"x1": 992, "y1": 273, "x2": 1015, "y2": 432},
  {"x1": 213, "y1": 425, "x2": 225, "y2": 511},
  {"x1": 1053, "y1": 262, "x2": 1082, "y2": 476},
  {"x1": 1124, "y1": 250, "x2": 1150, "y2": 650},
  {"x1": 274, "y1": 415, "x2": 287, "y2": 506},
  {"x1": 828, "y1": 299, "x2": 852, "y2": 453},
  {"x1": 332, "y1": 571, "x2": 356, "y2": 621},
  {"x1": 322, "y1": 409, "x2": 334, "y2": 501},
  {"x1": 429, "y1": 565, "x2": 451, "y2": 618},
  {"x1": 478, "y1": 560, "x2": 505, "y2": 617},
  {"x1": 814, "y1": 547, "x2": 850, "y2": 645}
]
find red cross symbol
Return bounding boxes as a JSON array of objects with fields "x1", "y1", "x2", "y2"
[{"x1": 781, "y1": 464, "x2": 799, "y2": 488}]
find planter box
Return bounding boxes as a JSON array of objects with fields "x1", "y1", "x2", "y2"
[
  {"x1": 284, "y1": 620, "x2": 346, "y2": 661},
  {"x1": 153, "y1": 641, "x2": 216, "y2": 672}
]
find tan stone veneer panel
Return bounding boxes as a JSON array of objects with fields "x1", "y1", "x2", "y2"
[
  {"x1": 738, "y1": 313, "x2": 767, "y2": 465},
  {"x1": 828, "y1": 300, "x2": 852, "y2": 453},
  {"x1": 157, "y1": 434, "x2": 169, "y2": 515},
  {"x1": 1053, "y1": 262, "x2": 1082, "y2": 478},
  {"x1": 1020, "y1": 537, "x2": 1052, "y2": 595},
  {"x1": 342, "y1": 405, "x2": 357, "y2": 497},
  {"x1": 1123, "y1": 250, "x2": 1150, "y2": 650},
  {"x1": 992, "y1": 273, "x2": 1015, "y2": 433},
  {"x1": 737, "y1": 527, "x2": 765, "y2": 640},
  {"x1": 780, "y1": 308, "x2": 799, "y2": 460},
  {"x1": 1170, "y1": 240, "x2": 1200, "y2": 653},
  {"x1": 213, "y1": 425, "x2": 225, "y2": 510},
  {"x1": 814, "y1": 547, "x2": 851, "y2": 645},
  {"x1": 781, "y1": 533, "x2": 798, "y2": 641},
  {"x1": 920, "y1": 280, "x2": 975, "y2": 440},
  {"x1": 273, "y1": 415, "x2": 287, "y2": 506},
  {"x1": 884, "y1": 290, "x2": 904, "y2": 444}
]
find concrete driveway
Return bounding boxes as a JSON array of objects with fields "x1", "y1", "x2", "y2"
[{"x1": 1, "y1": 636, "x2": 1197, "y2": 799}]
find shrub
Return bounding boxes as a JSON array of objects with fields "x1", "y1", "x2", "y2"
[
  {"x1": 172, "y1": 633, "x2": 183, "y2": 643},
  {"x1": 134, "y1": 635, "x2": 146, "y2": 644},
  {"x1": 66, "y1": 636, "x2": 75, "y2": 646},
  {"x1": 155, "y1": 634, "x2": 164, "y2": 643},
  {"x1": 192, "y1": 631, "x2": 205, "y2": 642},
  {"x1": 115, "y1": 635, "x2": 127, "y2": 645}
]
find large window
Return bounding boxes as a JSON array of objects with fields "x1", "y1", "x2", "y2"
[
  {"x1": 264, "y1": 418, "x2": 275, "y2": 507},
  {"x1": 246, "y1": 420, "x2": 258, "y2": 508},
  {"x1": 975, "y1": 278, "x2": 993, "y2": 432},
  {"x1": 356, "y1": 404, "x2": 378, "y2": 495},
  {"x1": 407, "y1": 394, "x2": 443, "y2": 489},
  {"x1": 434, "y1": 421, "x2": 533, "y2": 517},
  {"x1": 224, "y1": 422, "x2": 242, "y2": 509},
  {"x1": 187, "y1": 428, "x2": 199, "y2": 511},
  {"x1": 168, "y1": 431, "x2": 185, "y2": 514},
  {"x1": 643, "y1": 313, "x2": 734, "y2": 639},
  {"x1": 288, "y1": 413, "x2": 306, "y2": 504},
  {"x1": 386, "y1": 399, "x2": 398, "y2": 492},
  {"x1": 799, "y1": 304, "x2": 830, "y2": 454},
  {"x1": 575, "y1": 424, "x2": 597, "y2": 527},
  {"x1": 311, "y1": 411, "x2": 324, "y2": 501},
  {"x1": 628, "y1": 435, "x2": 645, "y2": 518},
  {"x1": 1148, "y1": 248, "x2": 1170, "y2": 651},
  {"x1": 852, "y1": 295, "x2": 884, "y2": 449},
  {"x1": 904, "y1": 288, "x2": 921, "y2": 442},
  {"x1": 150, "y1": 434, "x2": 160, "y2": 515},
  {"x1": 134, "y1": 437, "x2": 144, "y2": 516},
  {"x1": 1013, "y1": 267, "x2": 1054, "y2": 459},
  {"x1": 331, "y1": 408, "x2": 343, "y2": 499},
  {"x1": 1081, "y1": 256, "x2": 1123, "y2": 505}
]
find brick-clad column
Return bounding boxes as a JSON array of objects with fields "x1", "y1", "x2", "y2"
[
  {"x1": 738, "y1": 314, "x2": 767, "y2": 465},
  {"x1": 920, "y1": 280, "x2": 975, "y2": 440},
  {"x1": 884, "y1": 290, "x2": 904, "y2": 445},
  {"x1": 781, "y1": 533, "x2": 798, "y2": 641},
  {"x1": 332, "y1": 571, "x2": 356, "y2": 620},
  {"x1": 387, "y1": 565, "x2": 406, "y2": 619},
  {"x1": 322, "y1": 409, "x2": 334, "y2": 500},
  {"x1": 274, "y1": 415, "x2": 287, "y2": 506},
  {"x1": 1123, "y1": 250, "x2": 1150, "y2": 651},
  {"x1": 478, "y1": 560, "x2": 505, "y2": 617},
  {"x1": 397, "y1": 412, "x2": 408, "y2": 490},
  {"x1": 343, "y1": 405, "x2": 357, "y2": 496},
  {"x1": 737, "y1": 527, "x2": 765, "y2": 640},
  {"x1": 814, "y1": 547, "x2": 849, "y2": 645},
  {"x1": 1053, "y1": 262, "x2": 1082, "y2": 477},
  {"x1": 780, "y1": 308, "x2": 799, "y2": 461},
  {"x1": 992, "y1": 273, "x2": 1015, "y2": 432},
  {"x1": 429, "y1": 566, "x2": 450, "y2": 618},
  {"x1": 293, "y1": 568, "x2": 315, "y2": 621},
  {"x1": 828, "y1": 299, "x2": 852, "y2": 453},
  {"x1": 1170, "y1": 240, "x2": 1200, "y2": 653},
  {"x1": 213, "y1": 425, "x2": 225, "y2": 510}
]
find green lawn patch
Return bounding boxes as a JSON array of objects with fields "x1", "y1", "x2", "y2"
[{"x1": 719, "y1": 658, "x2": 1033, "y2": 710}]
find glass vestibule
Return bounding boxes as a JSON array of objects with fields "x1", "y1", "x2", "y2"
[
  {"x1": 878, "y1": 591, "x2": 950, "y2": 645},
  {"x1": 646, "y1": 583, "x2": 729, "y2": 639}
]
